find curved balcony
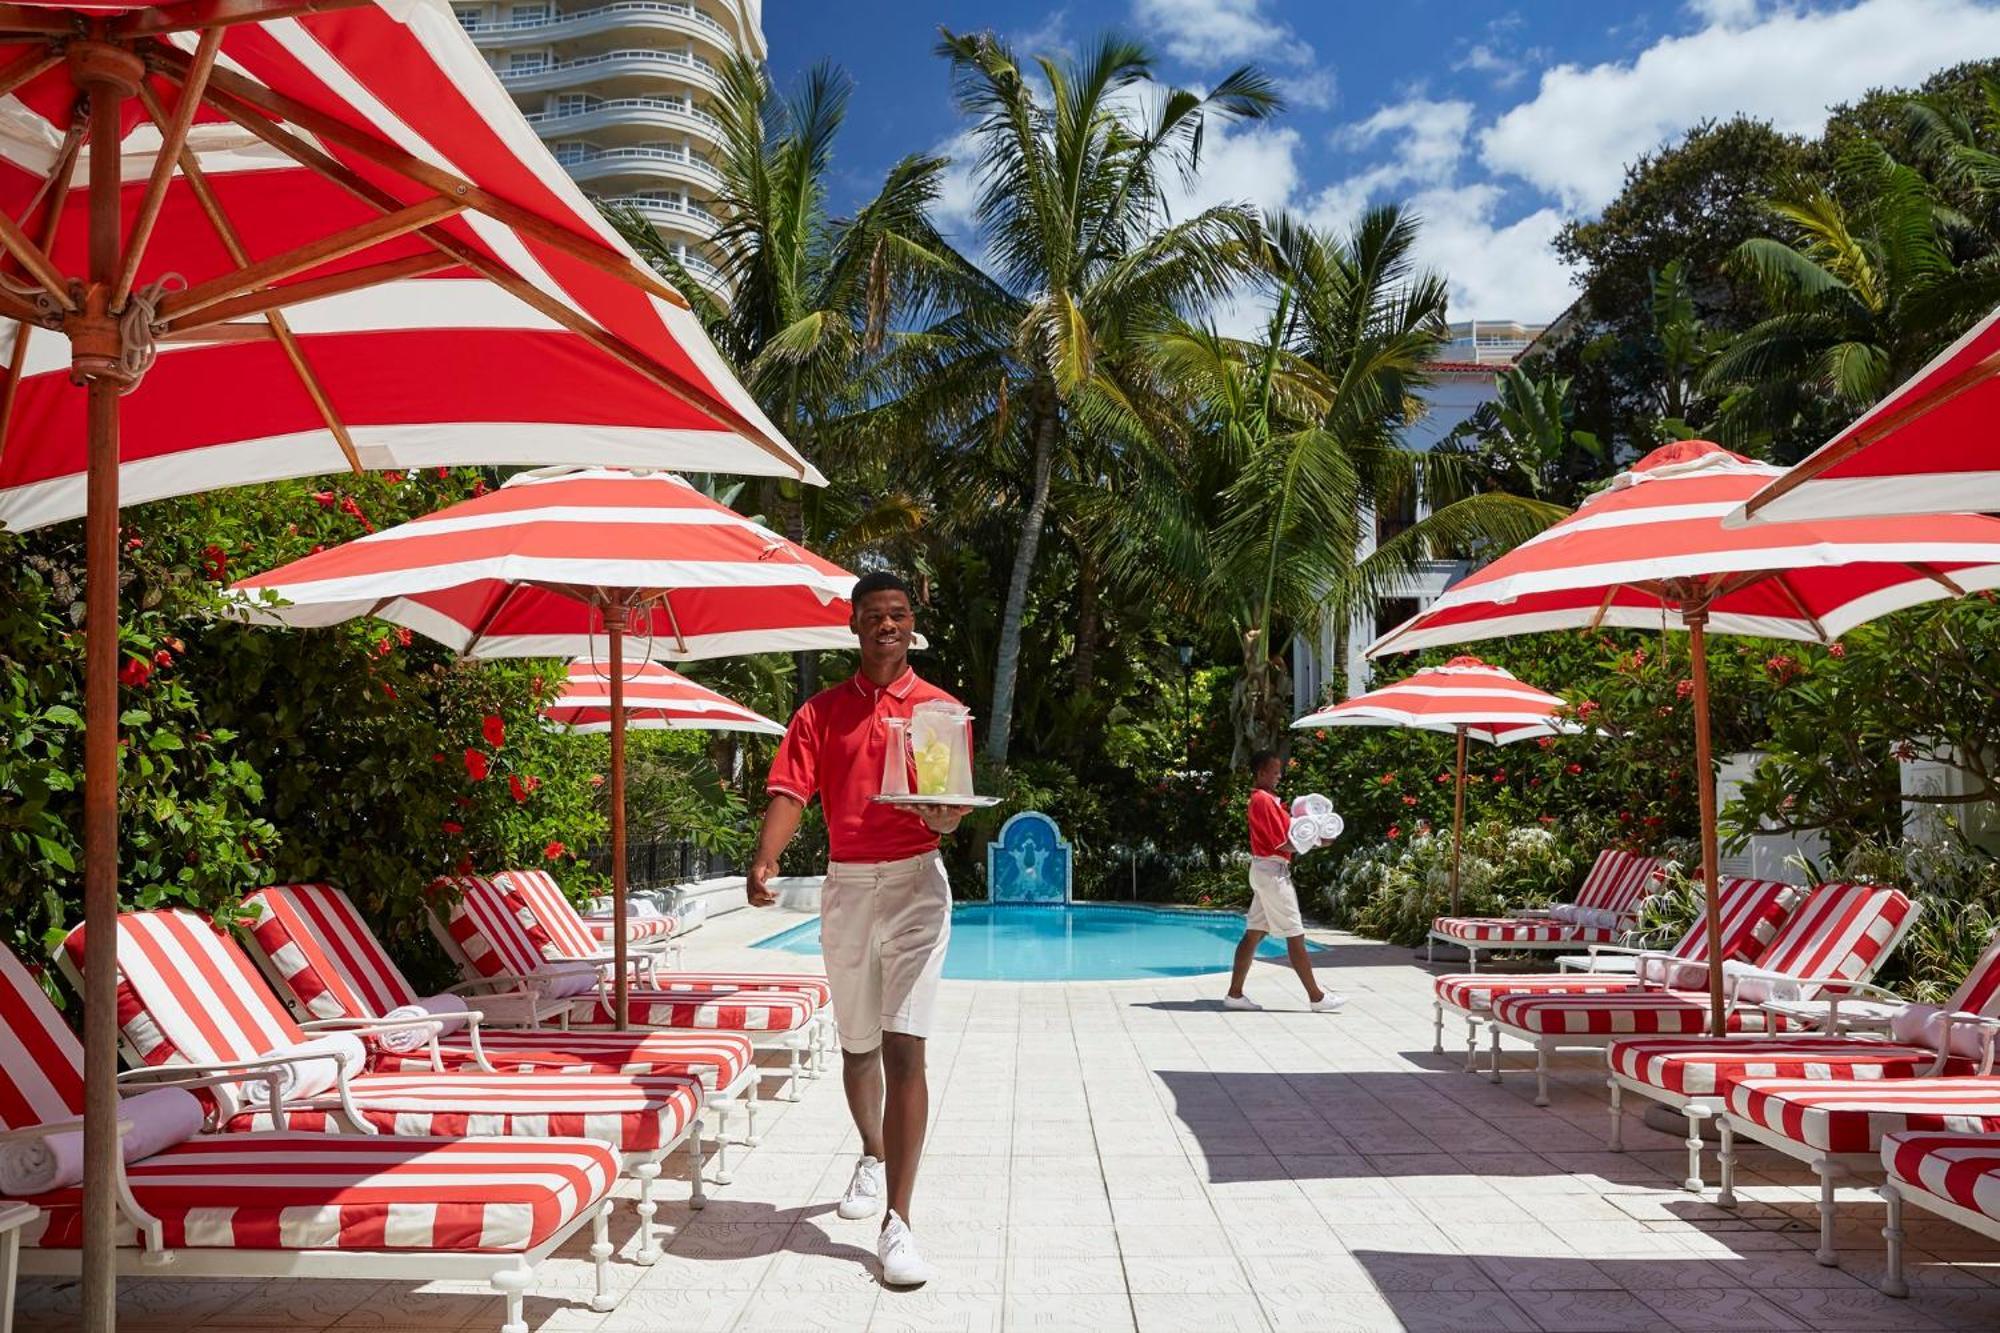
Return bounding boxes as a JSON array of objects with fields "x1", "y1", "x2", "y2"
[
  {"x1": 557, "y1": 144, "x2": 724, "y2": 189},
  {"x1": 467, "y1": 2, "x2": 734, "y2": 55},
  {"x1": 524, "y1": 96, "x2": 725, "y2": 147},
  {"x1": 596, "y1": 193, "x2": 720, "y2": 239},
  {"x1": 498, "y1": 48, "x2": 721, "y2": 97}
]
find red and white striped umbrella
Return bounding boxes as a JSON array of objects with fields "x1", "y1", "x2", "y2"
[
  {"x1": 1741, "y1": 303, "x2": 2000, "y2": 524},
  {"x1": 232, "y1": 467, "x2": 861, "y2": 658},
  {"x1": 1370, "y1": 440, "x2": 2000, "y2": 1031},
  {"x1": 547, "y1": 660, "x2": 786, "y2": 737},
  {"x1": 1296, "y1": 656, "x2": 1569, "y2": 744},
  {"x1": 235, "y1": 465, "x2": 857, "y2": 1031},
  {"x1": 1294, "y1": 656, "x2": 1571, "y2": 910}
]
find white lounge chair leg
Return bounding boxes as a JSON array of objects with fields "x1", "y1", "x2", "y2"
[
  {"x1": 687, "y1": 1121, "x2": 709, "y2": 1209},
  {"x1": 1717, "y1": 1117, "x2": 1739, "y2": 1207},
  {"x1": 1881, "y1": 1184, "x2": 1909, "y2": 1298},
  {"x1": 1433, "y1": 1001, "x2": 1444, "y2": 1054},
  {"x1": 1487, "y1": 1025, "x2": 1503, "y2": 1084},
  {"x1": 491, "y1": 1264, "x2": 530, "y2": 1333},
  {"x1": 0, "y1": 1220, "x2": 17, "y2": 1333},
  {"x1": 1467, "y1": 946, "x2": 1479, "y2": 974},
  {"x1": 1533, "y1": 1041, "x2": 1551, "y2": 1107},
  {"x1": 743, "y1": 1076, "x2": 760, "y2": 1147},
  {"x1": 1813, "y1": 1158, "x2": 1839, "y2": 1267},
  {"x1": 589, "y1": 1206, "x2": 617, "y2": 1312},
  {"x1": 1464, "y1": 1017, "x2": 1479, "y2": 1074},
  {"x1": 1683, "y1": 1103, "x2": 1708, "y2": 1192},
  {"x1": 1607, "y1": 1078, "x2": 1624, "y2": 1152},
  {"x1": 1426, "y1": 937, "x2": 1434, "y2": 965},
  {"x1": 708, "y1": 1110, "x2": 732, "y2": 1186},
  {"x1": 787, "y1": 1039, "x2": 804, "y2": 1102},
  {"x1": 633, "y1": 1159, "x2": 665, "y2": 1264}
]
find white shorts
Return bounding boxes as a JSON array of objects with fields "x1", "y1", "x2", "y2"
[
  {"x1": 1246, "y1": 856, "x2": 1304, "y2": 937},
  {"x1": 820, "y1": 851, "x2": 952, "y2": 1053}
]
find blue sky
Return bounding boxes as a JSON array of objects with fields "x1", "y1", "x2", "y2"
[{"x1": 764, "y1": 0, "x2": 2000, "y2": 323}]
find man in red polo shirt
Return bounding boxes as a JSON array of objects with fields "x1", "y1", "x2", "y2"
[
  {"x1": 748, "y1": 571, "x2": 968, "y2": 1289},
  {"x1": 1225, "y1": 749, "x2": 1344, "y2": 1013}
]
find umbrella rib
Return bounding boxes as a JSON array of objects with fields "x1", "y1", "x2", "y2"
[
  {"x1": 167, "y1": 62, "x2": 808, "y2": 479},
  {"x1": 140, "y1": 83, "x2": 367, "y2": 476},
  {"x1": 0, "y1": 48, "x2": 62, "y2": 103},
  {"x1": 113, "y1": 27, "x2": 221, "y2": 312},
  {"x1": 1908, "y1": 562, "x2": 1968, "y2": 597},
  {"x1": 463, "y1": 582, "x2": 526, "y2": 656},
  {"x1": 154, "y1": 47, "x2": 692, "y2": 313},
  {"x1": 1768, "y1": 573, "x2": 1827, "y2": 642},
  {"x1": 659, "y1": 591, "x2": 689, "y2": 656},
  {"x1": 112, "y1": 0, "x2": 378, "y2": 38},
  {"x1": 155, "y1": 197, "x2": 466, "y2": 324},
  {"x1": 0, "y1": 203, "x2": 73, "y2": 313},
  {"x1": 161, "y1": 251, "x2": 460, "y2": 334},
  {"x1": 0, "y1": 121, "x2": 81, "y2": 468},
  {"x1": 1585, "y1": 585, "x2": 1619, "y2": 631}
]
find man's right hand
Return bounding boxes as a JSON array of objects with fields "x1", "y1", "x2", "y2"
[{"x1": 747, "y1": 859, "x2": 779, "y2": 908}]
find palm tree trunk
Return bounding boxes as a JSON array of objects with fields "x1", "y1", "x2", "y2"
[
  {"x1": 1073, "y1": 548, "x2": 1099, "y2": 698},
  {"x1": 986, "y1": 392, "x2": 1057, "y2": 765}
]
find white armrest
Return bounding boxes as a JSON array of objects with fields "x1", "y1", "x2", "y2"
[
  {"x1": 300, "y1": 1015, "x2": 446, "y2": 1037},
  {"x1": 116, "y1": 1052, "x2": 328, "y2": 1083}
]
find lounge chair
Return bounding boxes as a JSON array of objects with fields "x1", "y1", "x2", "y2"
[
  {"x1": 1606, "y1": 928, "x2": 2000, "y2": 1190},
  {"x1": 1878, "y1": 1130, "x2": 2000, "y2": 1298},
  {"x1": 0, "y1": 940, "x2": 620, "y2": 1333},
  {"x1": 242, "y1": 883, "x2": 763, "y2": 1174},
  {"x1": 1427, "y1": 849, "x2": 1664, "y2": 971},
  {"x1": 1432, "y1": 876, "x2": 1800, "y2": 1068},
  {"x1": 431, "y1": 876, "x2": 822, "y2": 1101},
  {"x1": 1479, "y1": 882, "x2": 1918, "y2": 1107},
  {"x1": 60, "y1": 909, "x2": 712, "y2": 1263}
]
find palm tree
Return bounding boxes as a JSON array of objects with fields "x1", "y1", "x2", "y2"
[
  {"x1": 877, "y1": 29, "x2": 1280, "y2": 766},
  {"x1": 1703, "y1": 140, "x2": 2000, "y2": 449},
  {"x1": 606, "y1": 56, "x2": 962, "y2": 699},
  {"x1": 1102, "y1": 209, "x2": 1565, "y2": 760}
]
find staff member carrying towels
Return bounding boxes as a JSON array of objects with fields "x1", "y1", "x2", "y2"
[
  {"x1": 1224, "y1": 749, "x2": 1345, "y2": 1013},
  {"x1": 748, "y1": 570, "x2": 968, "y2": 1291}
]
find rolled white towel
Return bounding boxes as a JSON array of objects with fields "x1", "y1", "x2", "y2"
[
  {"x1": 1721, "y1": 959, "x2": 1803, "y2": 1006},
  {"x1": 375, "y1": 992, "x2": 470, "y2": 1054},
  {"x1": 1291, "y1": 793, "x2": 1333, "y2": 819},
  {"x1": 238, "y1": 1033, "x2": 367, "y2": 1109},
  {"x1": 0, "y1": 1086, "x2": 205, "y2": 1196},
  {"x1": 1314, "y1": 812, "x2": 1344, "y2": 844},
  {"x1": 1288, "y1": 816, "x2": 1320, "y2": 856},
  {"x1": 532, "y1": 963, "x2": 602, "y2": 1000}
]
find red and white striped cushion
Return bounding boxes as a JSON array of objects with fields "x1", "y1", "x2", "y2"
[
  {"x1": 1492, "y1": 991, "x2": 1799, "y2": 1037},
  {"x1": 1945, "y1": 931, "x2": 2000, "y2": 1017},
  {"x1": 1577, "y1": 850, "x2": 1664, "y2": 917},
  {"x1": 221, "y1": 1071, "x2": 701, "y2": 1152},
  {"x1": 577, "y1": 991, "x2": 816, "y2": 1033},
  {"x1": 582, "y1": 914, "x2": 677, "y2": 944},
  {"x1": 21, "y1": 1133, "x2": 616, "y2": 1254},
  {"x1": 1434, "y1": 877, "x2": 1801, "y2": 1013},
  {"x1": 370, "y1": 1029, "x2": 753, "y2": 1090},
  {"x1": 1436, "y1": 974, "x2": 1639, "y2": 1012},
  {"x1": 1609, "y1": 1036, "x2": 1946, "y2": 1097},
  {"x1": 497, "y1": 870, "x2": 613, "y2": 960},
  {"x1": 1729, "y1": 1076, "x2": 2000, "y2": 1154},
  {"x1": 1749, "y1": 882, "x2": 1914, "y2": 982},
  {"x1": 1882, "y1": 1131, "x2": 2000, "y2": 1220},
  {"x1": 1432, "y1": 919, "x2": 1622, "y2": 946},
  {"x1": 0, "y1": 943, "x2": 87, "y2": 1130},
  {"x1": 644, "y1": 972, "x2": 834, "y2": 1009},
  {"x1": 247, "y1": 884, "x2": 422, "y2": 1023},
  {"x1": 434, "y1": 875, "x2": 557, "y2": 980}
]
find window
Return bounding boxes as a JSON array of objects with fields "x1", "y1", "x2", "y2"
[
  {"x1": 507, "y1": 50, "x2": 549, "y2": 72},
  {"x1": 510, "y1": 3, "x2": 549, "y2": 22},
  {"x1": 552, "y1": 94, "x2": 598, "y2": 115},
  {"x1": 452, "y1": 6, "x2": 482, "y2": 30},
  {"x1": 1375, "y1": 598, "x2": 1421, "y2": 643}
]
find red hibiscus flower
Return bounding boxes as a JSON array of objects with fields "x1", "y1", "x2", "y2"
[
  {"x1": 152, "y1": 648, "x2": 173, "y2": 668},
  {"x1": 201, "y1": 544, "x2": 228, "y2": 580},
  {"x1": 463, "y1": 749, "x2": 489, "y2": 782},
  {"x1": 1400, "y1": 795, "x2": 1417, "y2": 806},
  {"x1": 1575, "y1": 700, "x2": 1600, "y2": 720},
  {"x1": 1386, "y1": 825, "x2": 1401, "y2": 840},
  {"x1": 381, "y1": 682, "x2": 398, "y2": 700},
  {"x1": 382, "y1": 470, "x2": 405, "y2": 484},
  {"x1": 118, "y1": 657, "x2": 152, "y2": 688},
  {"x1": 482, "y1": 714, "x2": 505, "y2": 748},
  {"x1": 441, "y1": 820, "x2": 463, "y2": 835},
  {"x1": 1564, "y1": 762, "x2": 1582, "y2": 775},
  {"x1": 312, "y1": 490, "x2": 336, "y2": 509},
  {"x1": 1828, "y1": 642, "x2": 1846, "y2": 659},
  {"x1": 396, "y1": 626, "x2": 413, "y2": 648},
  {"x1": 543, "y1": 840, "x2": 566, "y2": 861},
  {"x1": 509, "y1": 774, "x2": 530, "y2": 804},
  {"x1": 454, "y1": 855, "x2": 474, "y2": 875}
]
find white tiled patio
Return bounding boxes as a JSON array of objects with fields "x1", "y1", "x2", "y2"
[{"x1": 18, "y1": 907, "x2": 2000, "y2": 1332}]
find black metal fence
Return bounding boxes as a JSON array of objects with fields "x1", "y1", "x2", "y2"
[{"x1": 583, "y1": 837, "x2": 731, "y2": 888}]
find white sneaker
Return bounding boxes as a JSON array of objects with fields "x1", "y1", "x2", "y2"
[
  {"x1": 1223, "y1": 994, "x2": 1263, "y2": 1011},
  {"x1": 1310, "y1": 993, "x2": 1347, "y2": 1013},
  {"x1": 877, "y1": 1210, "x2": 931, "y2": 1287},
  {"x1": 838, "y1": 1155, "x2": 884, "y2": 1220}
]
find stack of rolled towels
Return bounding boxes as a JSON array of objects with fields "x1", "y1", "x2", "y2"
[
  {"x1": 1287, "y1": 794, "x2": 1345, "y2": 855},
  {"x1": 0, "y1": 1085, "x2": 205, "y2": 1196},
  {"x1": 238, "y1": 1032, "x2": 368, "y2": 1109},
  {"x1": 375, "y1": 991, "x2": 470, "y2": 1054}
]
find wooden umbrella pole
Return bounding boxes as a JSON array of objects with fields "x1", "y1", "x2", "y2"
[
  {"x1": 607, "y1": 600, "x2": 629, "y2": 1032},
  {"x1": 70, "y1": 38, "x2": 148, "y2": 1333},
  {"x1": 1685, "y1": 609, "x2": 1726, "y2": 1040},
  {"x1": 1450, "y1": 725, "x2": 1468, "y2": 916}
]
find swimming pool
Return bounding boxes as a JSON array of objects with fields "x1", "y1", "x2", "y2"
[{"x1": 752, "y1": 902, "x2": 1290, "y2": 981}]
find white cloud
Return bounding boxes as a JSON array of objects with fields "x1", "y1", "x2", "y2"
[
  {"x1": 928, "y1": 129, "x2": 984, "y2": 243},
  {"x1": 1009, "y1": 8, "x2": 1072, "y2": 59},
  {"x1": 1131, "y1": 0, "x2": 1313, "y2": 66},
  {"x1": 1452, "y1": 43, "x2": 1525, "y2": 89},
  {"x1": 1482, "y1": 0, "x2": 2000, "y2": 212},
  {"x1": 1167, "y1": 123, "x2": 1304, "y2": 220},
  {"x1": 1687, "y1": 0, "x2": 1760, "y2": 27},
  {"x1": 1334, "y1": 97, "x2": 1475, "y2": 191}
]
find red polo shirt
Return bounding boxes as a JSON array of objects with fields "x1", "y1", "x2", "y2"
[
  {"x1": 1248, "y1": 788, "x2": 1293, "y2": 861},
  {"x1": 767, "y1": 666, "x2": 964, "y2": 864}
]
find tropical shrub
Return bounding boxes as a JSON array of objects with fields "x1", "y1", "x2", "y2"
[{"x1": 1324, "y1": 820, "x2": 1582, "y2": 947}]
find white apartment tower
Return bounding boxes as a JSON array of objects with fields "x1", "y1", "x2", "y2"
[{"x1": 455, "y1": 0, "x2": 764, "y2": 301}]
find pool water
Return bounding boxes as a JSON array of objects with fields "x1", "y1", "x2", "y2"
[{"x1": 752, "y1": 903, "x2": 1291, "y2": 981}]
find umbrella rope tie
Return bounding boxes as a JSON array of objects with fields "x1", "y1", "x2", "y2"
[{"x1": 117, "y1": 275, "x2": 182, "y2": 387}]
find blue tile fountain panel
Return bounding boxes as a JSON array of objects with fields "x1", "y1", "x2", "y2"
[{"x1": 987, "y1": 810, "x2": 1071, "y2": 904}]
